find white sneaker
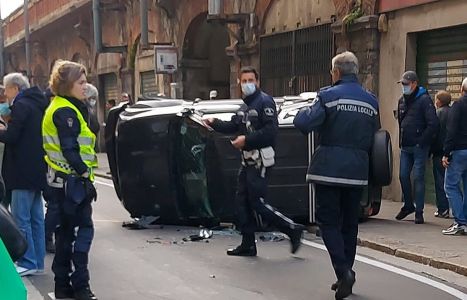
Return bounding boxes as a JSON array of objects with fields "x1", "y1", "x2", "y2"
[
  {"x1": 34, "y1": 269, "x2": 45, "y2": 275},
  {"x1": 16, "y1": 266, "x2": 37, "y2": 277},
  {"x1": 442, "y1": 223, "x2": 467, "y2": 235}
]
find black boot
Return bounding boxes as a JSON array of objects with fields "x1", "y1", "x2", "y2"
[
  {"x1": 74, "y1": 287, "x2": 97, "y2": 300},
  {"x1": 227, "y1": 234, "x2": 257, "y2": 256},
  {"x1": 288, "y1": 225, "x2": 305, "y2": 254},
  {"x1": 335, "y1": 270, "x2": 356, "y2": 299},
  {"x1": 55, "y1": 284, "x2": 74, "y2": 299}
]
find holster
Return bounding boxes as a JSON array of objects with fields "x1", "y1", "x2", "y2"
[{"x1": 63, "y1": 174, "x2": 97, "y2": 215}]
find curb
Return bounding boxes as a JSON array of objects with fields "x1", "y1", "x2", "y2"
[
  {"x1": 357, "y1": 238, "x2": 467, "y2": 277},
  {"x1": 94, "y1": 172, "x2": 113, "y2": 180}
]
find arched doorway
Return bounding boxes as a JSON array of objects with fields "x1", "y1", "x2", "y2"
[{"x1": 181, "y1": 13, "x2": 231, "y2": 100}]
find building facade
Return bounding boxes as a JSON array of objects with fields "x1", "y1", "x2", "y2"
[
  {"x1": 377, "y1": 0, "x2": 467, "y2": 202},
  {"x1": 4, "y1": 0, "x2": 464, "y2": 202}
]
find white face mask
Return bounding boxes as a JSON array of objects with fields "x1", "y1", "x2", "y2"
[
  {"x1": 402, "y1": 85, "x2": 412, "y2": 95},
  {"x1": 241, "y1": 83, "x2": 256, "y2": 97}
]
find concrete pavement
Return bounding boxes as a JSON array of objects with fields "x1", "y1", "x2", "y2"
[{"x1": 94, "y1": 153, "x2": 467, "y2": 277}]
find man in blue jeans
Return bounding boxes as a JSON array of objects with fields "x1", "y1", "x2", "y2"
[
  {"x1": 396, "y1": 71, "x2": 438, "y2": 224},
  {"x1": 0, "y1": 73, "x2": 48, "y2": 276},
  {"x1": 441, "y1": 78, "x2": 467, "y2": 235}
]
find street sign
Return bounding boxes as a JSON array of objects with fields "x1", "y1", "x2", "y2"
[{"x1": 154, "y1": 46, "x2": 178, "y2": 74}]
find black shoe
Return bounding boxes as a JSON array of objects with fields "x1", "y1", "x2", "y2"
[
  {"x1": 55, "y1": 285, "x2": 74, "y2": 299},
  {"x1": 331, "y1": 281, "x2": 339, "y2": 291},
  {"x1": 335, "y1": 270, "x2": 356, "y2": 300},
  {"x1": 395, "y1": 207, "x2": 415, "y2": 220},
  {"x1": 434, "y1": 209, "x2": 449, "y2": 218},
  {"x1": 46, "y1": 239, "x2": 56, "y2": 254},
  {"x1": 227, "y1": 244, "x2": 257, "y2": 256},
  {"x1": 415, "y1": 212, "x2": 424, "y2": 224},
  {"x1": 289, "y1": 225, "x2": 305, "y2": 254},
  {"x1": 74, "y1": 287, "x2": 97, "y2": 300}
]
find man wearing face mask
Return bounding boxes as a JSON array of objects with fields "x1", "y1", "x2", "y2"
[
  {"x1": 396, "y1": 71, "x2": 438, "y2": 224},
  {"x1": 204, "y1": 66, "x2": 305, "y2": 257}
]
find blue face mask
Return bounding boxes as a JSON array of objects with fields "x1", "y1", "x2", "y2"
[
  {"x1": 241, "y1": 83, "x2": 256, "y2": 97},
  {"x1": 402, "y1": 85, "x2": 412, "y2": 95},
  {"x1": 0, "y1": 103, "x2": 11, "y2": 116}
]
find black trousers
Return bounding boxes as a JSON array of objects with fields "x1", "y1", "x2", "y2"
[
  {"x1": 315, "y1": 183, "x2": 363, "y2": 279},
  {"x1": 51, "y1": 187, "x2": 94, "y2": 290},
  {"x1": 235, "y1": 166, "x2": 295, "y2": 239}
]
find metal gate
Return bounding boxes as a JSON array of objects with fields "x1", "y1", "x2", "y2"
[
  {"x1": 102, "y1": 73, "x2": 119, "y2": 102},
  {"x1": 417, "y1": 25, "x2": 467, "y2": 100},
  {"x1": 140, "y1": 71, "x2": 158, "y2": 95},
  {"x1": 260, "y1": 23, "x2": 334, "y2": 96}
]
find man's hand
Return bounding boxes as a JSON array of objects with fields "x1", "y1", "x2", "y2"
[
  {"x1": 231, "y1": 135, "x2": 246, "y2": 150},
  {"x1": 442, "y1": 156, "x2": 450, "y2": 168}
]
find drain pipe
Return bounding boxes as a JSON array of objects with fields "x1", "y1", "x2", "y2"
[
  {"x1": 0, "y1": 4, "x2": 4, "y2": 77},
  {"x1": 140, "y1": 0, "x2": 149, "y2": 49},
  {"x1": 24, "y1": 0, "x2": 31, "y2": 78},
  {"x1": 92, "y1": 0, "x2": 102, "y2": 53}
]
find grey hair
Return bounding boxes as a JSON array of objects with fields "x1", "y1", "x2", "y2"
[
  {"x1": 462, "y1": 78, "x2": 467, "y2": 92},
  {"x1": 85, "y1": 83, "x2": 98, "y2": 99},
  {"x1": 3, "y1": 73, "x2": 30, "y2": 91},
  {"x1": 332, "y1": 51, "x2": 359, "y2": 75}
]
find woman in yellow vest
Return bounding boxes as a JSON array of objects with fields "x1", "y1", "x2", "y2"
[{"x1": 43, "y1": 60, "x2": 98, "y2": 300}]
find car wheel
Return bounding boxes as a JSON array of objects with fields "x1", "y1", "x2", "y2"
[{"x1": 370, "y1": 130, "x2": 393, "y2": 186}]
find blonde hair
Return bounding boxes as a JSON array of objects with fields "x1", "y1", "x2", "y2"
[{"x1": 49, "y1": 60, "x2": 87, "y2": 97}]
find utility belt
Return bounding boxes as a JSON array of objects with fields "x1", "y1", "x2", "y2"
[
  {"x1": 241, "y1": 146, "x2": 275, "y2": 176},
  {"x1": 47, "y1": 166, "x2": 97, "y2": 215}
]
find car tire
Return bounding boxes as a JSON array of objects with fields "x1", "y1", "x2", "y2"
[
  {"x1": 370, "y1": 130, "x2": 393, "y2": 186},
  {"x1": 0, "y1": 204, "x2": 27, "y2": 262}
]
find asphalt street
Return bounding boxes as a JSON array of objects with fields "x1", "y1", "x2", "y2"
[{"x1": 27, "y1": 178, "x2": 467, "y2": 300}]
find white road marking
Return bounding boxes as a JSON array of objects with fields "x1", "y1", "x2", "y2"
[
  {"x1": 94, "y1": 180, "x2": 115, "y2": 188},
  {"x1": 301, "y1": 240, "x2": 467, "y2": 300},
  {"x1": 94, "y1": 179, "x2": 467, "y2": 299}
]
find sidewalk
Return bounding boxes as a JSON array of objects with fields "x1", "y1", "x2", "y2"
[
  {"x1": 358, "y1": 201, "x2": 467, "y2": 276},
  {"x1": 94, "y1": 153, "x2": 467, "y2": 277}
]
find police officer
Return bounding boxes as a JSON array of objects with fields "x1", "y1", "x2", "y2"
[
  {"x1": 294, "y1": 52, "x2": 379, "y2": 300},
  {"x1": 43, "y1": 60, "x2": 98, "y2": 300},
  {"x1": 205, "y1": 66, "x2": 304, "y2": 256}
]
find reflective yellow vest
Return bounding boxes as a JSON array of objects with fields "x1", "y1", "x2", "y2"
[{"x1": 42, "y1": 96, "x2": 98, "y2": 181}]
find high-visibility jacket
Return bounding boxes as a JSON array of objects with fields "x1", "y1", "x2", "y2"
[{"x1": 42, "y1": 96, "x2": 98, "y2": 181}]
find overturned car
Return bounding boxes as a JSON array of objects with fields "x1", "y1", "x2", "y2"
[{"x1": 105, "y1": 94, "x2": 392, "y2": 227}]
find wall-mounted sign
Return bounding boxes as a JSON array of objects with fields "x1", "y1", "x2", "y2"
[{"x1": 155, "y1": 46, "x2": 178, "y2": 74}]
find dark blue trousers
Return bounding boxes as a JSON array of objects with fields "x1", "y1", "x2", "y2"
[
  {"x1": 235, "y1": 166, "x2": 296, "y2": 240},
  {"x1": 315, "y1": 184, "x2": 363, "y2": 280},
  {"x1": 51, "y1": 187, "x2": 94, "y2": 290}
]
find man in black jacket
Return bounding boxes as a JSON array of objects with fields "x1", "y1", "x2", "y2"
[
  {"x1": 431, "y1": 91, "x2": 451, "y2": 218},
  {"x1": 0, "y1": 73, "x2": 48, "y2": 276},
  {"x1": 441, "y1": 78, "x2": 467, "y2": 235},
  {"x1": 205, "y1": 66, "x2": 304, "y2": 257},
  {"x1": 396, "y1": 71, "x2": 438, "y2": 224}
]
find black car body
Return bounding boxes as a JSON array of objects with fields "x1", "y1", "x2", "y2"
[{"x1": 105, "y1": 95, "x2": 391, "y2": 226}]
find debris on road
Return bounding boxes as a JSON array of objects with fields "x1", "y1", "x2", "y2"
[
  {"x1": 122, "y1": 216, "x2": 160, "y2": 230},
  {"x1": 259, "y1": 232, "x2": 286, "y2": 242}
]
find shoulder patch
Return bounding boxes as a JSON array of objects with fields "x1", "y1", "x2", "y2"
[
  {"x1": 264, "y1": 107, "x2": 275, "y2": 117},
  {"x1": 67, "y1": 118, "x2": 74, "y2": 128}
]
